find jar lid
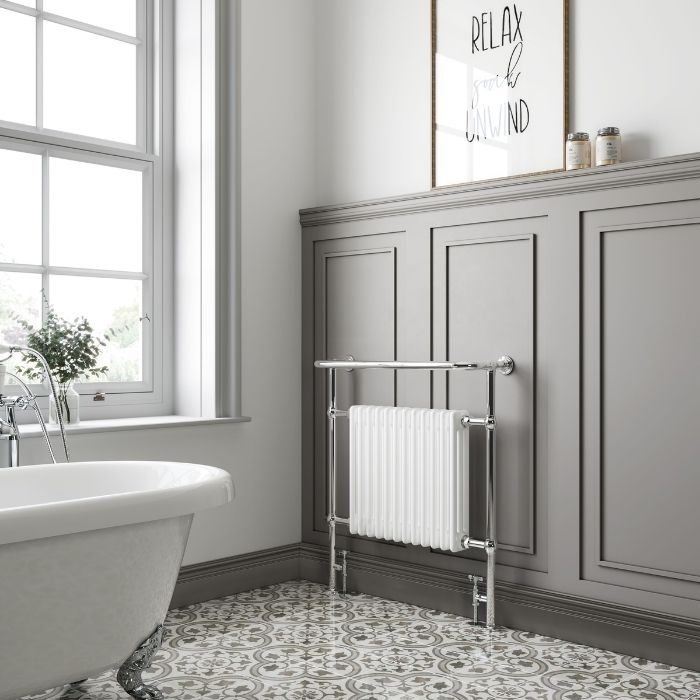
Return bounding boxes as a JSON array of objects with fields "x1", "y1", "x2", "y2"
[
  {"x1": 598, "y1": 127, "x2": 620, "y2": 136},
  {"x1": 567, "y1": 132, "x2": 589, "y2": 141}
]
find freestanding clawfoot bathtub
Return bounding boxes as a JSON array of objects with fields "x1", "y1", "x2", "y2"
[{"x1": 0, "y1": 460, "x2": 234, "y2": 700}]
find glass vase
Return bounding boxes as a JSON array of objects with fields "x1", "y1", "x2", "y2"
[{"x1": 49, "y1": 383, "x2": 80, "y2": 425}]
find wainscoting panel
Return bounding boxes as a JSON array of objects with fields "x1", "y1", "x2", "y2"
[
  {"x1": 432, "y1": 219, "x2": 541, "y2": 572},
  {"x1": 581, "y1": 199, "x2": 700, "y2": 604},
  {"x1": 312, "y1": 228, "x2": 431, "y2": 534}
]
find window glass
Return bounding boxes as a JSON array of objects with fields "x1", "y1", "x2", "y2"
[
  {"x1": 0, "y1": 272, "x2": 42, "y2": 384},
  {"x1": 49, "y1": 158, "x2": 143, "y2": 272},
  {"x1": 44, "y1": 22, "x2": 137, "y2": 143},
  {"x1": 50, "y1": 276, "x2": 143, "y2": 383},
  {"x1": 0, "y1": 149, "x2": 42, "y2": 265},
  {"x1": 43, "y1": 0, "x2": 136, "y2": 36},
  {"x1": 0, "y1": 9, "x2": 36, "y2": 126}
]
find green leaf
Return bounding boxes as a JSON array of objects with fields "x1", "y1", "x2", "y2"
[{"x1": 14, "y1": 304, "x2": 111, "y2": 383}]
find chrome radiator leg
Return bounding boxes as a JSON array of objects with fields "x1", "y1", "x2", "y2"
[
  {"x1": 328, "y1": 516, "x2": 337, "y2": 594},
  {"x1": 339, "y1": 549, "x2": 347, "y2": 595},
  {"x1": 116, "y1": 624, "x2": 165, "y2": 700},
  {"x1": 485, "y1": 543, "x2": 496, "y2": 629}
]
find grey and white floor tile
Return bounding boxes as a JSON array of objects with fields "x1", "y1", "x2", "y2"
[{"x1": 22, "y1": 580, "x2": 700, "y2": 699}]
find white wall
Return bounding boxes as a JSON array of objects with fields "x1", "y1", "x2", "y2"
[
  {"x1": 315, "y1": 0, "x2": 700, "y2": 205},
  {"x1": 20, "y1": 0, "x2": 318, "y2": 567},
  {"x1": 570, "y1": 0, "x2": 699, "y2": 165},
  {"x1": 315, "y1": 0, "x2": 431, "y2": 206}
]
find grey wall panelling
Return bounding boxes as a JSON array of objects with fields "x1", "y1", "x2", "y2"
[
  {"x1": 306, "y1": 220, "x2": 432, "y2": 542},
  {"x1": 300, "y1": 153, "x2": 700, "y2": 664},
  {"x1": 581, "y1": 199, "x2": 700, "y2": 611},
  {"x1": 432, "y1": 219, "x2": 541, "y2": 574}
]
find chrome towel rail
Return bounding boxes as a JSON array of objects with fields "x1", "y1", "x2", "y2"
[
  {"x1": 314, "y1": 355, "x2": 514, "y2": 629},
  {"x1": 314, "y1": 357, "x2": 514, "y2": 373}
]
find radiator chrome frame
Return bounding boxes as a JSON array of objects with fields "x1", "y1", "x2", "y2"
[{"x1": 316, "y1": 355, "x2": 514, "y2": 629}]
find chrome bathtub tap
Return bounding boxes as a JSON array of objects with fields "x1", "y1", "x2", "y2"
[
  {"x1": 0, "y1": 396, "x2": 20, "y2": 468},
  {"x1": 0, "y1": 344, "x2": 70, "y2": 467}
]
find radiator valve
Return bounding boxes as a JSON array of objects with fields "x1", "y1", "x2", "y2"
[{"x1": 468, "y1": 574, "x2": 484, "y2": 626}]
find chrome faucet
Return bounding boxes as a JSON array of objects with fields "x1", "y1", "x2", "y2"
[
  {"x1": 0, "y1": 392, "x2": 24, "y2": 468},
  {"x1": 0, "y1": 345, "x2": 70, "y2": 467}
]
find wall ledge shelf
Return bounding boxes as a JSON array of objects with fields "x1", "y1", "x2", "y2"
[{"x1": 300, "y1": 152, "x2": 700, "y2": 227}]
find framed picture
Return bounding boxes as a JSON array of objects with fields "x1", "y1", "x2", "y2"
[{"x1": 432, "y1": 0, "x2": 568, "y2": 187}]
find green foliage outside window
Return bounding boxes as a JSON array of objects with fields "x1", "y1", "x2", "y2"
[{"x1": 15, "y1": 306, "x2": 109, "y2": 385}]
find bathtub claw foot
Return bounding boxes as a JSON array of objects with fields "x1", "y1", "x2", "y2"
[{"x1": 117, "y1": 624, "x2": 165, "y2": 700}]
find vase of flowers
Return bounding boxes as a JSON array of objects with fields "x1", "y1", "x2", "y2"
[{"x1": 16, "y1": 306, "x2": 109, "y2": 425}]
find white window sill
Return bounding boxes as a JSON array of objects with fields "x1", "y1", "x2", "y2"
[{"x1": 18, "y1": 415, "x2": 251, "y2": 438}]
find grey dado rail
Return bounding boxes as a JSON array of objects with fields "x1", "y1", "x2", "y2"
[{"x1": 300, "y1": 152, "x2": 700, "y2": 671}]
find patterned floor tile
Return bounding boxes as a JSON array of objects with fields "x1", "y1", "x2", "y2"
[{"x1": 19, "y1": 580, "x2": 700, "y2": 700}]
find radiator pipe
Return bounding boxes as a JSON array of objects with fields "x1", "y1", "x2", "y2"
[
  {"x1": 327, "y1": 367, "x2": 338, "y2": 594},
  {"x1": 485, "y1": 369, "x2": 496, "y2": 628}
]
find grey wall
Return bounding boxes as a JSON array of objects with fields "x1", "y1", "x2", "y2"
[{"x1": 301, "y1": 154, "x2": 700, "y2": 635}]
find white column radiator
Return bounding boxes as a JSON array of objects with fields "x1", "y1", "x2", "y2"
[{"x1": 348, "y1": 405, "x2": 469, "y2": 553}]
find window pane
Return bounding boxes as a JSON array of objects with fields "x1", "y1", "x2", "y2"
[
  {"x1": 0, "y1": 9, "x2": 36, "y2": 126},
  {"x1": 49, "y1": 158, "x2": 142, "y2": 272},
  {"x1": 43, "y1": 0, "x2": 136, "y2": 36},
  {"x1": 0, "y1": 272, "x2": 42, "y2": 385},
  {"x1": 44, "y1": 22, "x2": 136, "y2": 144},
  {"x1": 0, "y1": 149, "x2": 42, "y2": 265},
  {"x1": 50, "y1": 276, "x2": 143, "y2": 383}
]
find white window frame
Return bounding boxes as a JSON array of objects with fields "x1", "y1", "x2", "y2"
[{"x1": 0, "y1": 0, "x2": 173, "y2": 420}]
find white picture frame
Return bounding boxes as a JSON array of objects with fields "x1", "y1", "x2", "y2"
[{"x1": 432, "y1": 0, "x2": 569, "y2": 187}]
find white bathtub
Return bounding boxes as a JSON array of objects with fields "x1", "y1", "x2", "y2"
[{"x1": 0, "y1": 460, "x2": 234, "y2": 700}]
